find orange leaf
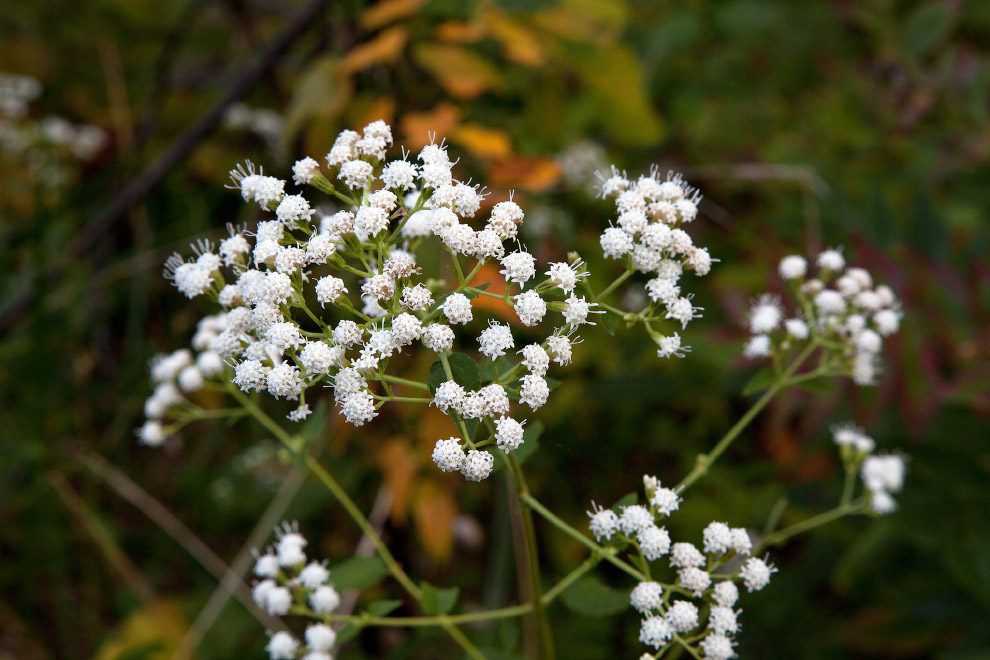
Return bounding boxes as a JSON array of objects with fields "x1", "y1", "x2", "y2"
[
  {"x1": 451, "y1": 123, "x2": 513, "y2": 159},
  {"x1": 379, "y1": 437, "x2": 419, "y2": 524},
  {"x1": 414, "y1": 479, "x2": 457, "y2": 563},
  {"x1": 413, "y1": 44, "x2": 505, "y2": 99},
  {"x1": 361, "y1": 0, "x2": 428, "y2": 30},
  {"x1": 487, "y1": 156, "x2": 562, "y2": 192},
  {"x1": 400, "y1": 103, "x2": 462, "y2": 149},
  {"x1": 434, "y1": 20, "x2": 487, "y2": 43},
  {"x1": 340, "y1": 26, "x2": 409, "y2": 75}
]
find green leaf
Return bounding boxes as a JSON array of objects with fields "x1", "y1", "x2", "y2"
[
  {"x1": 463, "y1": 281, "x2": 491, "y2": 299},
  {"x1": 478, "y1": 357, "x2": 513, "y2": 382},
  {"x1": 365, "y1": 599, "x2": 403, "y2": 617},
  {"x1": 334, "y1": 622, "x2": 361, "y2": 645},
  {"x1": 331, "y1": 556, "x2": 387, "y2": 590},
  {"x1": 600, "y1": 308, "x2": 620, "y2": 335},
  {"x1": 742, "y1": 368, "x2": 776, "y2": 396},
  {"x1": 427, "y1": 352, "x2": 480, "y2": 393},
  {"x1": 613, "y1": 491, "x2": 638, "y2": 510},
  {"x1": 560, "y1": 576, "x2": 631, "y2": 617},
  {"x1": 421, "y1": 582, "x2": 460, "y2": 615},
  {"x1": 900, "y1": 3, "x2": 954, "y2": 58}
]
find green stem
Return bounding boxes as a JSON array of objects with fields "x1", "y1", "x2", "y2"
[
  {"x1": 506, "y1": 454, "x2": 555, "y2": 660},
  {"x1": 227, "y1": 387, "x2": 486, "y2": 660},
  {"x1": 520, "y1": 493, "x2": 649, "y2": 583},
  {"x1": 676, "y1": 340, "x2": 820, "y2": 493},
  {"x1": 840, "y1": 463, "x2": 857, "y2": 507},
  {"x1": 381, "y1": 374, "x2": 431, "y2": 391},
  {"x1": 372, "y1": 395, "x2": 432, "y2": 404},
  {"x1": 758, "y1": 500, "x2": 866, "y2": 551},
  {"x1": 596, "y1": 267, "x2": 634, "y2": 299}
]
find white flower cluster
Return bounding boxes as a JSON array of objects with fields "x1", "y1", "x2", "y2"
[
  {"x1": 0, "y1": 72, "x2": 41, "y2": 119},
  {"x1": 252, "y1": 522, "x2": 341, "y2": 660},
  {"x1": 831, "y1": 424, "x2": 907, "y2": 514},
  {"x1": 137, "y1": 315, "x2": 230, "y2": 446},
  {"x1": 744, "y1": 250, "x2": 902, "y2": 385},
  {"x1": 147, "y1": 120, "x2": 623, "y2": 482},
  {"x1": 591, "y1": 476, "x2": 775, "y2": 659},
  {"x1": 598, "y1": 166, "x2": 712, "y2": 358}
]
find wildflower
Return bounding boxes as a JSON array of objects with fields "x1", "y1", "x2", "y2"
[
  {"x1": 666, "y1": 600, "x2": 700, "y2": 633},
  {"x1": 587, "y1": 502, "x2": 620, "y2": 542},
  {"x1": 738, "y1": 557, "x2": 776, "y2": 592},
  {"x1": 630, "y1": 581, "x2": 664, "y2": 613},
  {"x1": 266, "y1": 632, "x2": 299, "y2": 660}
]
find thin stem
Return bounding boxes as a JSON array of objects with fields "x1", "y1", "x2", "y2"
[
  {"x1": 505, "y1": 454, "x2": 555, "y2": 660},
  {"x1": 381, "y1": 374, "x2": 431, "y2": 391},
  {"x1": 758, "y1": 500, "x2": 867, "y2": 551},
  {"x1": 521, "y1": 493, "x2": 649, "y2": 583},
  {"x1": 596, "y1": 267, "x2": 634, "y2": 299},
  {"x1": 676, "y1": 340, "x2": 820, "y2": 493},
  {"x1": 541, "y1": 554, "x2": 601, "y2": 604},
  {"x1": 371, "y1": 394, "x2": 432, "y2": 404},
  {"x1": 227, "y1": 387, "x2": 486, "y2": 660},
  {"x1": 840, "y1": 463, "x2": 857, "y2": 507}
]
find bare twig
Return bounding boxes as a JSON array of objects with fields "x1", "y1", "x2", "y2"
[{"x1": 79, "y1": 452, "x2": 282, "y2": 632}]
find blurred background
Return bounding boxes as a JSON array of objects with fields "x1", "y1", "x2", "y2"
[{"x1": 2, "y1": 1, "x2": 990, "y2": 658}]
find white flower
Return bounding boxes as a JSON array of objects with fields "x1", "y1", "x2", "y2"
[
  {"x1": 422, "y1": 324, "x2": 455, "y2": 352},
  {"x1": 136, "y1": 420, "x2": 166, "y2": 446},
  {"x1": 639, "y1": 615, "x2": 673, "y2": 649},
  {"x1": 299, "y1": 341, "x2": 341, "y2": 374},
  {"x1": 546, "y1": 335, "x2": 572, "y2": 366},
  {"x1": 861, "y1": 454, "x2": 906, "y2": 494},
  {"x1": 587, "y1": 502, "x2": 619, "y2": 541},
  {"x1": 646, "y1": 278, "x2": 680, "y2": 304},
  {"x1": 699, "y1": 633, "x2": 736, "y2": 660},
  {"x1": 340, "y1": 390, "x2": 377, "y2": 426},
  {"x1": 234, "y1": 360, "x2": 267, "y2": 392},
  {"x1": 276, "y1": 194, "x2": 315, "y2": 227},
  {"x1": 563, "y1": 295, "x2": 596, "y2": 327},
  {"x1": 299, "y1": 561, "x2": 330, "y2": 589},
  {"x1": 310, "y1": 585, "x2": 341, "y2": 614},
  {"x1": 461, "y1": 450, "x2": 494, "y2": 481},
  {"x1": 381, "y1": 159, "x2": 419, "y2": 190},
  {"x1": 779, "y1": 255, "x2": 807, "y2": 280},
  {"x1": 338, "y1": 159, "x2": 373, "y2": 188},
  {"x1": 488, "y1": 201, "x2": 524, "y2": 239},
  {"x1": 703, "y1": 522, "x2": 733, "y2": 555},
  {"x1": 433, "y1": 381, "x2": 466, "y2": 411},
  {"x1": 292, "y1": 157, "x2": 321, "y2": 185},
  {"x1": 679, "y1": 566, "x2": 712, "y2": 597},
  {"x1": 743, "y1": 335, "x2": 771, "y2": 358},
  {"x1": 267, "y1": 364, "x2": 303, "y2": 400},
  {"x1": 666, "y1": 296, "x2": 700, "y2": 328},
  {"x1": 656, "y1": 333, "x2": 689, "y2": 359},
  {"x1": 499, "y1": 251, "x2": 536, "y2": 284},
  {"x1": 630, "y1": 581, "x2": 664, "y2": 613},
  {"x1": 785, "y1": 318, "x2": 809, "y2": 339},
  {"x1": 266, "y1": 631, "x2": 299, "y2": 660},
  {"x1": 266, "y1": 322, "x2": 303, "y2": 351},
  {"x1": 729, "y1": 528, "x2": 752, "y2": 555},
  {"x1": 519, "y1": 343, "x2": 550, "y2": 376},
  {"x1": 433, "y1": 438, "x2": 466, "y2": 472},
  {"x1": 332, "y1": 320, "x2": 362, "y2": 347},
  {"x1": 443, "y1": 293, "x2": 473, "y2": 325},
  {"x1": 600, "y1": 227, "x2": 634, "y2": 259},
  {"x1": 478, "y1": 322, "x2": 514, "y2": 360},
  {"x1": 252, "y1": 579, "x2": 275, "y2": 608},
  {"x1": 514, "y1": 290, "x2": 547, "y2": 326},
  {"x1": 520, "y1": 374, "x2": 550, "y2": 409},
  {"x1": 495, "y1": 416, "x2": 526, "y2": 452},
  {"x1": 870, "y1": 489, "x2": 898, "y2": 514},
  {"x1": 854, "y1": 329, "x2": 882, "y2": 354},
  {"x1": 401, "y1": 284, "x2": 433, "y2": 311},
  {"x1": 619, "y1": 505, "x2": 653, "y2": 536},
  {"x1": 817, "y1": 247, "x2": 845, "y2": 271},
  {"x1": 305, "y1": 624, "x2": 336, "y2": 652},
  {"x1": 355, "y1": 206, "x2": 390, "y2": 236},
  {"x1": 666, "y1": 600, "x2": 700, "y2": 633},
  {"x1": 670, "y1": 542, "x2": 705, "y2": 568},
  {"x1": 748, "y1": 294, "x2": 783, "y2": 334},
  {"x1": 739, "y1": 557, "x2": 776, "y2": 592},
  {"x1": 711, "y1": 580, "x2": 739, "y2": 607},
  {"x1": 651, "y1": 487, "x2": 681, "y2": 515},
  {"x1": 546, "y1": 261, "x2": 582, "y2": 293},
  {"x1": 265, "y1": 586, "x2": 293, "y2": 616},
  {"x1": 638, "y1": 524, "x2": 672, "y2": 560},
  {"x1": 323, "y1": 210, "x2": 355, "y2": 236}
]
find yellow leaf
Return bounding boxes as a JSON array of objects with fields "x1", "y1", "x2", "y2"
[
  {"x1": 483, "y1": 10, "x2": 545, "y2": 66},
  {"x1": 361, "y1": 0, "x2": 428, "y2": 30},
  {"x1": 340, "y1": 26, "x2": 409, "y2": 75},
  {"x1": 400, "y1": 103, "x2": 463, "y2": 149},
  {"x1": 379, "y1": 437, "x2": 419, "y2": 524},
  {"x1": 451, "y1": 123, "x2": 513, "y2": 159},
  {"x1": 413, "y1": 44, "x2": 505, "y2": 99},
  {"x1": 414, "y1": 479, "x2": 457, "y2": 563},
  {"x1": 487, "y1": 156, "x2": 562, "y2": 192}
]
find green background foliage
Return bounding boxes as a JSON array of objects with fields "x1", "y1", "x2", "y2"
[{"x1": 2, "y1": 0, "x2": 989, "y2": 658}]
